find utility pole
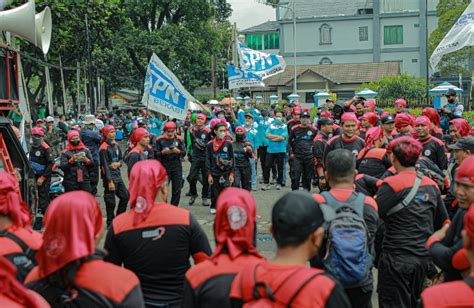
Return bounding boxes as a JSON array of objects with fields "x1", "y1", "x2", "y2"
[
  {"x1": 212, "y1": 54, "x2": 217, "y2": 98},
  {"x1": 232, "y1": 22, "x2": 238, "y2": 99},
  {"x1": 85, "y1": 14, "x2": 95, "y2": 114},
  {"x1": 292, "y1": 0, "x2": 297, "y2": 95}
]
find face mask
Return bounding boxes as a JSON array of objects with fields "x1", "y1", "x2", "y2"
[
  {"x1": 236, "y1": 133, "x2": 245, "y2": 141},
  {"x1": 217, "y1": 114, "x2": 225, "y2": 119},
  {"x1": 31, "y1": 137, "x2": 42, "y2": 146},
  {"x1": 70, "y1": 140, "x2": 80, "y2": 146},
  {"x1": 301, "y1": 119, "x2": 309, "y2": 126},
  {"x1": 217, "y1": 132, "x2": 226, "y2": 139},
  {"x1": 274, "y1": 117, "x2": 282, "y2": 125},
  {"x1": 245, "y1": 120, "x2": 252, "y2": 126}
]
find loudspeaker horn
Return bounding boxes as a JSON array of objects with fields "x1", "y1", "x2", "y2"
[{"x1": 0, "y1": 1, "x2": 52, "y2": 54}]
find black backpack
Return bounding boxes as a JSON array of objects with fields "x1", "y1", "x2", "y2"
[{"x1": 0, "y1": 229, "x2": 37, "y2": 282}]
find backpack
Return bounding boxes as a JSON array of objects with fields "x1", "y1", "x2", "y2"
[
  {"x1": 240, "y1": 263, "x2": 323, "y2": 307},
  {"x1": 320, "y1": 191, "x2": 373, "y2": 287},
  {"x1": 0, "y1": 229, "x2": 37, "y2": 282}
]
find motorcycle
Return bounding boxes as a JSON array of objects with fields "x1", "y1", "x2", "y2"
[{"x1": 49, "y1": 158, "x2": 64, "y2": 201}]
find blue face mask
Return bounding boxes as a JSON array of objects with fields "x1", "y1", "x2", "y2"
[{"x1": 273, "y1": 118, "x2": 282, "y2": 125}]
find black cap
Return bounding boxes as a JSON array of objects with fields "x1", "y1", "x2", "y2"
[
  {"x1": 448, "y1": 136, "x2": 474, "y2": 152},
  {"x1": 444, "y1": 89, "x2": 457, "y2": 97},
  {"x1": 301, "y1": 111, "x2": 311, "y2": 118},
  {"x1": 318, "y1": 117, "x2": 334, "y2": 126},
  {"x1": 244, "y1": 112, "x2": 254, "y2": 119},
  {"x1": 326, "y1": 98, "x2": 335, "y2": 103},
  {"x1": 381, "y1": 115, "x2": 395, "y2": 124},
  {"x1": 272, "y1": 191, "x2": 334, "y2": 241}
]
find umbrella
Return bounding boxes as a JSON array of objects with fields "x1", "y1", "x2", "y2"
[
  {"x1": 207, "y1": 99, "x2": 219, "y2": 105},
  {"x1": 429, "y1": 82, "x2": 464, "y2": 95},
  {"x1": 220, "y1": 97, "x2": 236, "y2": 105},
  {"x1": 356, "y1": 88, "x2": 378, "y2": 97}
]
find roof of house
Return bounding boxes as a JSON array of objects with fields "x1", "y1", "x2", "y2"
[
  {"x1": 241, "y1": 21, "x2": 279, "y2": 33},
  {"x1": 264, "y1": 62, "x2": 400, "y2": 86},
  {"x1": 281, "y1": 0, "x2": 373, "y2": 19}
]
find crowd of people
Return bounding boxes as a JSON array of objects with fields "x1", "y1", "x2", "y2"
[{"x1": 0, "y1": 89, "x2": 473, "y2": 307}]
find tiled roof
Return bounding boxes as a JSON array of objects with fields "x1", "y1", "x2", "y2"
[
  {"x1": 264, "y1": 62, "x2": 400, "y2": 86},
  {"x1": 281, "y1": 0, "x2": 373, "y2": 19},
  {"x1": 241, "y1": 21, "x2": 279, "y2": 33}
]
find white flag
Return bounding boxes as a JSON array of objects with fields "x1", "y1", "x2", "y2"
[
  {"x1": 227, "y1": 65, "x2": 265, "y2": 89},
  {"x1": 238, "y1": 43, "x2": 286, "y2": 80},
  {"x1": 430, "y1": 2, "x2": 474, "y2": 69}
]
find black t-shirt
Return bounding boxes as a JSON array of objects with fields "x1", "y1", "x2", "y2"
[
  {"x1": 323, "y1": 135, "x2": 365, "y2": 166},
  {"x1": 104, "y1": 204, "x2": 212, "y2": 303},
  {"x1": 419, "y1": 136, "x2": 448, "y2": 171},
  {"x1": 289, "y1": 125, "x2": 316, "y2": 159}
]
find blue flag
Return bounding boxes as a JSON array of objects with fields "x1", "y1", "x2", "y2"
[
  {"x1": 227, "y1": 64, "x2": 265, "y2": 89},
  {"x1": 238, "y1": 43, "x2": 286, "y2": 80}
]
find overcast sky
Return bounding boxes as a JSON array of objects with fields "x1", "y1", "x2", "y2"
[{"x1": 228, "y1": 0, "x2": 276, "y2": 30}]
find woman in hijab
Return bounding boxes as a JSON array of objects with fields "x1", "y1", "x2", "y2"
[
  {"x1": 0, "y1": 172, "x2": 42, "y2": 282},
  {"x1": 125, "y1": 127, "x2": 150, "y2": 176},
  {"x1": 183, "y1": 187, "x2": 263, "y2": 308},
  {"x1": 59, "y1": 130, "x2": 94, "y2": 193},
  {"x1": 357, "y1": 126, "x2": 392, "y2": 179},
  {"x1": 105, "y1": 160, "x2": 211, "y2": 307},
  {"x1": 25, "y1": 191, "x2": 144, "y2": 307}
]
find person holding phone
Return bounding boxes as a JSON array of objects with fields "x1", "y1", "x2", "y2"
[{"x1": 59, "y1": 130, "x2": 94, "y2": 193}]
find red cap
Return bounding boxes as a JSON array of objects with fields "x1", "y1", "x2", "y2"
[
  {"x1": 31, "y1": 126, "x2": 45, "y2": 137},
  {"x1": 130, "y1": 127, "x2": 149, "y2": 146},
  {"x1": 449, "y1": 118, "x2": 471, "y2": 137},
  {"x1": 361, "y1": 112, "x2": 378, "y2": 126},
  {"x1": 415, "y1": 116, "x2": 431, "y2": 127},
  {"x1": 365, "y1": 127, "x2": 384, "y2": 147},
  {"x1": 341, "y1": 112, "x2": 359, "y2": 125},
  {"x1": 395, "y1": 98, "x2": 407, "y2": 108},
  {"x1": 395, "y1": 113, "x2": 413, "y2": 129},
  {"x1": 163, "y1": 121, "x2": 177, "y2": 131},
  {"x1": 319, "y1": 110, "x2": 334, "y2": 119},
  {"x1": 102, "y1": 125, "x2": 115, "y2": 138},
  {"x1": 455, "y1": 155, "x2": 474, "y2": 185}
]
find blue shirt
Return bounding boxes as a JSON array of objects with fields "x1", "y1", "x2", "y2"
[
  {"x1": 266, "y1": 123, "x2": 288, "y2": 153},
  {"x1": 147, "y1": 117, "x2": 162, "y2": 136},
  {"x1": 244, "y1": 122, "x2": 259, "y2": 149}
]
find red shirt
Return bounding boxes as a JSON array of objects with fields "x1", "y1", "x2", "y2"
[{"x1": 421, "y1": 274, "x2": 474, "y2": 307}]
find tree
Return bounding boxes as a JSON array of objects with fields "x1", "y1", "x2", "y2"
[
  {"x1": 357, "y1": 73, "x2": 429, "y2": 100},
  {"x1": 429, "y1": 0, "x2": 471, "y2": 74}
]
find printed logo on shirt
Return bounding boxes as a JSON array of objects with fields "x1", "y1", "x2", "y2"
[
  {"x1": 352, "y1": 150, "x2": 359, "y2": 156},
  {"x1": 307, "y1": 131, "x2": 313, "y2": 136},
  {"x1": 424, "y1": 149, "x2": 431, "y2": 156},
  {"x1": 43, "y1": 234, "x2": 66, "y2": 257},
  {"x1": 223, "y1": 146, "x2": 228, "y2": 152},
  {"x1": 142, "y1": 227, "x2": 166, "y2": 240},
  {"x1": 227, "y1": 205, "x2": 247, "y2": 230},
  {"x1": 201, "y1": 134, "x2": 206, "y2": 139},
  {"x1": 35, "y1": 151, "x2": 41, "y2": 157}
]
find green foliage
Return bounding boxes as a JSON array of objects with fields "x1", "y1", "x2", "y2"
[
  {"x1": 357, "y1": 73, "x2": 430, "y2": 100},
  {"x1": 429, "y1": 0, "x2": 472, "y2": 74}
]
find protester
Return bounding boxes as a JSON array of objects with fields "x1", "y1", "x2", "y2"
[
  {"x1": 25, "y1": 191, "x2": 144, "y2": 306},
  {"x1": 187, "y1": 113, "x2": 212, "y2": 206},
  {"x1": 415, "y1": 115, "x2": 448, "y2": 171},
  {"x1": 242, "y1": 113, "x2": 259, "y2": 191},
  {"x1": 126, "y1": 127, "x2": 150, "y2": 176},
  {"x1": 183, "y1": 188, "x2": 264, "y2": 307},
  {"x1": 43, "y1": 116, "x2": 62, "y2": 157},
  {"x1": 155, "y1": 121, "x2": 186, "y2": 206},
  {"x1": 357, "y1": 126, "x2": 392, "y2": 178},
  {"x1": 394, "y1": 98, "x2": 408, "y2": 115},
  {"x1": 422, "y1": 107, "x2": 444, "y2": 140},
  {"x1": 442, "y1": 88, "x2": 464, "y2": 118},
  {"x1": 232, "y1": 126, "x2": 253, "y2": 191},
  {"x1": 381, "y1": 115, "x2": 396, "y2": 144},
  {"x1": 313, "y1": 117, "x2": 334, "y2": 192},
  {"x1": 428, "y1": 155, "x2": 474, "y2": 282},
  {"x1": 312, "y1": 149, "x2": 378, "y2": 308},
  {"x1": 449, "y1": 118, "x2": 471, "y2": 142},
  {"x1": 375, "y1": 137, "x2": 449, "y2": 307},
  {"x1": 421, "y1": 204, "x2": 474, "y2": 307},
  {"x1": 0, "y1": 172, "x2": 42, "y2": 282},
  {"x1": 263, "y1": 110, "x2": 287, "y2": 191},
  {"x1": 79, "y1": 114, "x2": 102, "y2": 195},
  {"x1": 289, "y1": 110, "x2": 316, "y2": 191},
  {"x1": 230, "y1": 191, "x2": 350, "y2": 307},
  {"x1": 59, "y1": 130, "x2": 94, "y2": 193},
  {"x1": 205, "y1": 122, "x2": 234, "y2": 215},
  {"x1": 104, "y1": 160, "x2": 211, "y2": 307},
  {"x1": 29, "y1": 127, "x2": 54, "y2": 216},
  {"x1": 324, "y1": 112, "x2": 365, "y2": 164},
  {"x1": 394, "y1": 113, "x2": 414, "y2": 138},
  {"x1": 359, "y1": 112, "x2": 378, "y2": 140},
  {"x1": 99, "y1": 125, "x2": 129, "y2": 227}
]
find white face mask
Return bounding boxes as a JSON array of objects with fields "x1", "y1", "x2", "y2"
[
  {"x1": 217, "y1": 132, "x2": 226, "y2": 139},
  {"x1": 217, "y1": 114, "x2": 225, "y2": 119}
]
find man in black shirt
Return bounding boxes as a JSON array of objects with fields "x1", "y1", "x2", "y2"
[{"x1": 415, "y1": 115, "x2": 448, "y2": 171}]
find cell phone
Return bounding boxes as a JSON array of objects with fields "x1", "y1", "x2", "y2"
[{"x1": 77, "y1": 152, "x2": 86, "y2": 157}]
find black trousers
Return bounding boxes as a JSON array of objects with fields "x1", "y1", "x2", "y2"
[
  {"x1": 345, "y1": 286, "x2": 373, "y2": 308},
  {"x1": 89, "y1": 161, "x2": 100, "y2": 196},
  {"x1": 188, "y1": 158, "x2": 209, "y2": 198},
  {"x1": 36, "y1": 175, "x2": 51, "y2": 214},
  {"x1": 233, "y1": 166, "x2": 251, "y2": 191},
  {"x1": 103, "y1": 180, "x2": 129, "y2": 226},
  {"x1": 210, "y1": 174, "x2": 230, "y2": 209},
  {"x1": 291, "y1": 156, "x2": 313, "y2": 191},
  {"x1": 377, "y1": 254, "x2": 430, "y2": 308},
  {"x1": 64, "y1": 182, "x2": 92, "y2": 194},
  {"x1": 259, "y1": 146, "x2": 276, "y2": 180},
  {"x1": 164, "y1": 164, "x2": 183, "y2": 206},
  {"x1": 264, "y1": 152, "x2": 285, "y2": 185}
]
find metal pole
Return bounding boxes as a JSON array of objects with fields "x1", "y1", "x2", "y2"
[
  {"x1": 425, "y1": 0, "x2": 429, "y2": 104},
  {"x1": 292, "y1": 1, "x2": 297, "y2": 95},
  {"x1": 85, "y1": 14, "x2": 95, "y2": 114},
  {"x1": 232, "y1": 22, "x2": 238, "y2": 99},
  {"x1": 212, "y1": 54, "x2": 217, "y2": 98},
  {"x1": 59, "y1": 56, "x2": 67, "y2": 115},
  {"x1": 76, "y1": 62, "x2": 80, "y2": 114}
]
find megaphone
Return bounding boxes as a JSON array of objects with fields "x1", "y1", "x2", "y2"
[{"x1": 0, "y1": 1, "x2": 52, "y2": 54}]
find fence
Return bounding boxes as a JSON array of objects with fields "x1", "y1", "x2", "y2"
[{"x1": 377, "y1": 97, "x2": 472, "y2": 111}]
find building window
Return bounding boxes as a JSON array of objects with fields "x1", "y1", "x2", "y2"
[
  {"x1": 319, "y1": 24, "x2": 332, "y2": 45},
  {"x1": 412, "y1": 59, "x2": 418, "y2": 63},
  {"x1": 246, "y1": 33, "x2": 263, "y2": 50},
  {"x1": 359, "y1": 26, "x2": 368, "y2": 41},
  {"x1": 264, "y1": 32, "x2": 280, "y2": 50},
  {"x1": 384, "y1": 25, "x2": 403, "y2": 45},
  {"x1": 319, "y1": 57, "x2": 332, "y2": 64}
]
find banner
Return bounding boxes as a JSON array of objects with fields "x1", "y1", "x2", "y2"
[
  {"x1": 430, "y1": 2, "x2": 474, "y2": 69},
  {"x1": 227, "y1": 64, "x2": 265, "y2": 89},
  {"x1": 141, "y1": 53, "x2": 194, "y2": 120},
  {"x1": 238, "y1": 43, "x2": 286, "y2": 79}
]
